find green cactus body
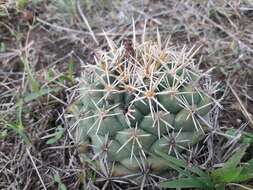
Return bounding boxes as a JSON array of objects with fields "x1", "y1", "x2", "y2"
[
  {"x1": 70, "y1": 39, "x2": 216, "y2": 179},
  {"x1": 157, "y1": 91, "x2": 182, "y2": 113},
  {"x1": 139, "y1": 111, "x2": 175, "y2": 137}
]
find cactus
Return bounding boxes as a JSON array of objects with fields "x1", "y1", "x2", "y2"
[{"x1": 70, "y1": 37, "x2": 216, "y2": 181}]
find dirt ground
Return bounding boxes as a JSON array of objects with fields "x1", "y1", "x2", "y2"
[{"x1": 0, "y1": 0, "x2": 253, "y2": 189}]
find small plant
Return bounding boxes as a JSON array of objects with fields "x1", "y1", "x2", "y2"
[
  {"x1": 5, "y1": 121, "x2": 31, "y2": 145},
  {"x1": 16, "y1": 0, "x2": 30, "y2": 9},
  {"x1": 157, "y1": 145, "x2": 253, "y2": 190},
  {"x1": 53, "y1": 174, "x2": 67, "y2": 190},
  {"x1": 46, "y1": 125, "x2": 65, "y2": 145},
  {"x1": 69, "y1": 34, "x2": 218, "y2": 187}
]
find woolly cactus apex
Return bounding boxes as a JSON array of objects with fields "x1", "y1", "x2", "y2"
[{"x1": 69, "y1": 35, "x2": 218, "y2": 183}]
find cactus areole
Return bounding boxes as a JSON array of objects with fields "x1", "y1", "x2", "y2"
[{"x1": 70, "y1": 38, "x2": 216, "y2": 177}]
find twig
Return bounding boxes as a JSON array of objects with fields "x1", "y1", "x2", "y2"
[
  {"x1": 227, "y1": 82, "x2": 253, "y2": 128},
  {"x1": 36, "y1": 17, "x2": 90, "y2": 35},
  {"x1": 130, "y1": 5, "x2": 162, "y2": 25},
  {"x1": 228, "y1": 183, "x2": 253, "y2": 190},
  {"x1": 188, "y1": 4, "x2": 253, "y2": 54},
  {"x1": 26, "y1": 147, "x2": 47, "y2": 190},
  {"x1": 77, "y1": 0, "x2": 99, "y2": 45}
]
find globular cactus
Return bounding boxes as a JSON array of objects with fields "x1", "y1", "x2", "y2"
[{"x1": 70, "y1": 37, "x2": 216, "y2": 180}]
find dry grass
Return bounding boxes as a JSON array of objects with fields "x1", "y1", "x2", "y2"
[{"x1": 0, "y1": 0, "x2": 253, "y2": 189}]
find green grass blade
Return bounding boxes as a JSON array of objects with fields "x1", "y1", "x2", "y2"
[
  {"x1": 21, "y1": 56, "x2": 40, "y2": 92},
  {"x1": 155, "y1": 149, "x2": 207, "y2": 177},
  {"x1": 211, "y1": 167, "x2": 243, "y2": 183},
  {"x1": 211, "y1": 145, "x2": 248, "y2": 183},
  {"x1": 160, "y1": 177, "x2": 213, "y2": 189},
  {"x1": 226, "y1": 129, "x2": 253, "y2": 145},
  {"x1": 232, "y1": 159, "x2": 253, "y2": 182},
  {"x1": 222, "y1": 145, "x2": 247, "y2": 168},
  {"x1": 23, "y1": 87, "x2": 62, "y2": 103}
]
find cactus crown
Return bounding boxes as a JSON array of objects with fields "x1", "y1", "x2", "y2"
[{"x1": 71, "y1": 35, "x2": 217, "y2": 177}]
